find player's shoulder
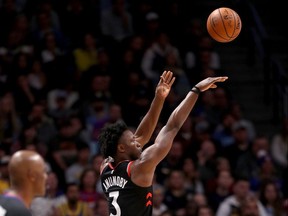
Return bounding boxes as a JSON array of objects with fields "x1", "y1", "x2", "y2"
[{"x1": 0, "y1": 195, "x2": 32, "y2": 216}]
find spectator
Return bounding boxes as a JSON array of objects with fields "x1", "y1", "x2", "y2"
[
  {"x1": 207, "y1": 170, "x2": 234, "y2": 212},
  {"x1": 30, "y1": 171, "x2": 66, "y2": 216},
  {"x1": 163, "y1": 52, "x2": 191, "y2": 99},
  {"x1": 240, "y1": 195, "x2": 265, "y2": 216},
  {"x1": 182, "y1": 157, "x2": 205, "y2": 195},
  {"x1": 27, "y1": 59, "x2": 47, "y2": 99},
  {"x1": 258, "y1": 179, "x2": 285, "y2": 216},
  {"x1": 156, "y1": 141, "x2": 185, "y2": 184},
  {"x1": 47, "y1": 119, "x2": 85, "y2": 187},
  {"x1": 212, "y1": 112, "x2": 236, "y2": 148},
  {"x1": 230, "y1": 103, "x2": 256, "y2": 142},
  {"x1": 216, "y1": 177, "x2": 267, "y2": 216},
  {"x1": 141, "y1": 12, "x2": 162, "y2": 48},
  {"x1": 94, "y1": 195, "x2": 109, "y2": 216},
  {"x1": 163, "y1": 169, "x2": 190, "y2": 213},
  {"x1": 196, "y1": 205, "x2": 214, "y2": 216},
  {"x1": 30, "y1": 0, "x2": 61, "y2": 32},
  {"x1": 24, "y1": 102, "x2": 57, "y2": 146},
  {"x1": 236, "y1": 135, "x2": 269, "y2": 179},
  {"x1": 79, "y1": 168, "x2": 101, "y2": 210},
  {"x1": 73, "y1": 33, "x2": 99, "y2": 76},
  {"x1": 31, "y1": 10, "x2": 64, "y2": 47},
  {"x1": 61, "y1": 0, "x2": 98, "y2": 47},
  {"x1": 54, "y1": 182, "x2": 93, "y2": 216},
  {"x1": 65, "y1": 144, "x2": 91, "y2": 184},
  {"x1": 100, "y1": 0, "x2": 133, "y2": 43},
  {"x1": 91, "y1": 153, "x2": 104, "y2": 195},
  {"x1": 197, "y1": 140, "x2": 217, "y2": 184},
  {"x1": 0, "y1": 93, "x2": 22, "y2": 153},
  {"x1": 141, "y1": 32, "x2": 181, "y2": 86},
  {"x1": 152, "y1": 184, "x2": 168, "y2": 216},
  {"x1": 0, "y1": 0, "x2": 19, "y2": 43},
  {"x1": 222, "y1": 121, "x2": 251, "y2": 172}
]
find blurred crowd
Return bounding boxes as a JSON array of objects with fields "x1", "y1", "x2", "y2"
[{"x1": 0, "y1": 0, "x2": 287, "y2": 216}]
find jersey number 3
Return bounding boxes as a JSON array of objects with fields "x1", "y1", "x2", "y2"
[{"x1": 109, "y1": 191, "x2": 121, "y2": 216}]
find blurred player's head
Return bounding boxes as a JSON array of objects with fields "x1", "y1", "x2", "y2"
[{"x1": 8, "y1": 150, "x2": 47, "y2": 197}]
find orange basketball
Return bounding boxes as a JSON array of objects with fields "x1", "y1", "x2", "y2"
[{"x1": 207, "y1": 7, "x2": 242, "y2": 43}]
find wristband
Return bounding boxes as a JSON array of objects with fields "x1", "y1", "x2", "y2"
[{"x1": 191, "y1": 86, "x2": 201, "y2": 95}]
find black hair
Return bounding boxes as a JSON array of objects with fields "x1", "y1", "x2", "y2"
[
  {"x1": 64, "y1": 182, "x2": 79, "y2": 194},
  {"x1": 98, "y1": 121, "x2": 128, "y2": 158}
]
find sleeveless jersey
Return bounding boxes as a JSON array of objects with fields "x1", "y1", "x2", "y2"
[
  {"x1": 100, "y1": 160, "x2": 153, "y2": 216},
  {"x1": 0, "y1": 195, "x2": 32, "y2": 216}
]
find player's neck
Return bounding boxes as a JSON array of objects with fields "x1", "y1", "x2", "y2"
[
  {"x1": 114, "y1": 155, "x2": 130, "y2": 165},
  {"x1": 8, "y1": 188, "x2": 33, "y2": 208}
]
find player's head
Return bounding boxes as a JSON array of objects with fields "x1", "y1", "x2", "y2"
[
  {"x1": 99, "y1": 121, "x2": 142, "y2": 160},
  {"x1": 8, "y1": 150, "x2": 47, "y2": 197}
]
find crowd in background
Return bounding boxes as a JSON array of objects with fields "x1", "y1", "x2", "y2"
[{"x1": 0, "y1": 0, "x2": 287, "y2": 215}]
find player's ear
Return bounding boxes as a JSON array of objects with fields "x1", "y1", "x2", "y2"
[
  {"x1": 27, "y1": 169, "x2": 36, "y2": 182},
  {"x1": 118, "y1": 143, "x2": 125, "y2": 153}
]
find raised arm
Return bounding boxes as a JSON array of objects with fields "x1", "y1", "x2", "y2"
[
  {"x1": 132, "y1": 77, "x2": 228, "y2": 186},
  {"x1": 134, "y1": 71, "x2": 175, "y2": 148}
]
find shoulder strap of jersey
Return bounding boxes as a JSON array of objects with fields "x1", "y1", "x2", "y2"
[{"x1": 127, "y1": 161, "x2": 134, "y2": 177}]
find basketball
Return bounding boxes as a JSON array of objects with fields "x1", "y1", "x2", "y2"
[{"x1": 206, "y1": 7, "x2": 242, "y2": 43}]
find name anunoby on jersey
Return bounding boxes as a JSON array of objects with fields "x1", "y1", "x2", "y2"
[{"x1": 103, "y1": 176, "x2": 128, "y2": 191}]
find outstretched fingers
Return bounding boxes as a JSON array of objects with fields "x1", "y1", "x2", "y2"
[{"x1": 213, "y1": 76, "x2": 229, "y2": 83}]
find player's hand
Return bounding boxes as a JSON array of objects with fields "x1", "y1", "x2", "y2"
[
  {"x1": 195, "y1": 76, "x2": 228, "y2": 92},
  {"x1": 155, "y1": 71, "x2": 175, "y2": 99}
]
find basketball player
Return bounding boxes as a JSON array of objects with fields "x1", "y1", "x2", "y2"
[
  {"x1": 99, "y1": 76, "x2": 228, "y2": 216},
  {"x1": 0, "y1": 150, "x2": 47, "y2": 216}
]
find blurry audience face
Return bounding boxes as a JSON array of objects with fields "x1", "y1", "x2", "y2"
[
  {"x1": 261, "y1": 156, "x2": 275, "y2": 175},
  {"x1": 157, "y1": 33, "x2": 169, "y2": 48},
  {"x1": 82, "y1": 170, "x2": 97, "y2": 189},
  {"x1": 216, "y1": 158, "x2": 231, "y2": 172},
  {"x1": 241, "y1": 197, "x2": 260, "y2": 216},
  {"x1": 95, "y1": 197, "x2": 109, "y2": 216},
  {"x1": 47, "y1": 172, "x2": 58, "y2": 191},
  {"x1": 175, "y1": 208, "x2": 186, "y2": 216},
  {"x1": 167, "y1": 141, "x2": 183, "y2": 161},
  {"x1": 130, "y1": 36, "x2": 143, "y2": 51},
  {"x1": 233, "y1": 180, "x2": 250, "y2": 201},
  {"x1": 168, "y1": 170, "x2": 185, "y2": 190},
  {"x1": 153, "y1": 186, "x2": 165, "y2": 207},
  {"x1": 217, "y1": 170, "x2": 233, "y2": 189},
  {"x1": 252, "y1": 137, "x2": 269, "y2": 156},
  {"x1": 78, "y1": 147, "x2": 90, "y2": 163},
  {"x1": 93, "y1": 154, "x2": 104, "y2": 173},
  {"x1": 201, "y1": 90, "x2": 215, "y2": 107},
  {"x1": 214, "y1": 88, "x2": 228, "y2": 108},
  {"x1": 66, "y1": 184, "x2": 80, "y2": 204},
  {"x1": 198, "y1": 206, "x2": 214, "y2": 216},
  {"x1": 182, "y1": 158, "x2": 196, "y2": 177},
  {"x1": 193, "y1": 194, "x2": 207, "y2": 206},
  {"x1": 0, "y1": 94, "x2": 14, "y2": 113},
  {"x1": 233, "y1": 128, "x2": 249, "y2": 144},
  {"x1": 222, "y1": 113, "x2": 236, "y2": 128},
  {"x1": 264, "y1": 183, "x2": 277, "y2": 202},
  {"x1": 199, "y1": 140, "x2": 216, "y2": 159},
  {"x1": 109, "y1": 104, "x2": 122, "y2": 123},
  {"x1": 30, "y1": 104, "x2": 45, "y2": 119}
]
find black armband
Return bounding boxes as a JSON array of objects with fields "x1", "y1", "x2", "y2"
[{"x1": 191, "y1": 86, "x2": 201, "y2": 95}]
